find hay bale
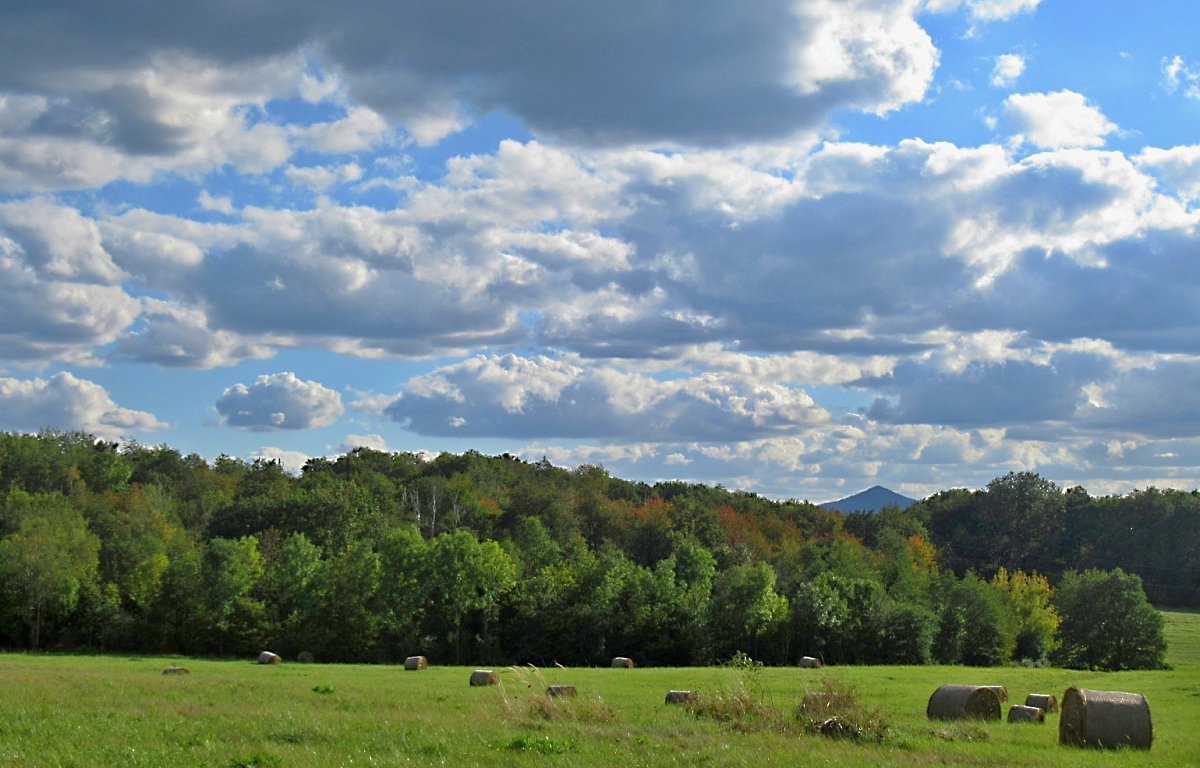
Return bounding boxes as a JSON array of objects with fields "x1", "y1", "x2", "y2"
[
  {"x1": 546, "y1": 685, "x2": 577, "y2": 697},
  {"x1": 257, "y1": 651, "x2": 282, "y2": 665},
  {"x1": 161, "y1": 666, "x2": 190, "y2": 675},
  {"x1": 926, "y1": 685, "x2": 1001, "y2": 721},
  {"x1": 983, "y1": 685, "x2": 1008, "y2": 703},
  {"x1": 404, "y1": 655, "x2": 428, "y2": 671},
  {"x1": 1059, "y1": 687, "x2": 1152, "y2": 750},
  {"x1": 1025, "y1": 693, "x2": 1058, "y2": 713},
  {"x1": 611, "y1": 656, "x2": 634, "y2": 669},
  {"x1": 1008, "y1": 705, "x2": 1046, "y2": 724},
  {"x1": 469, "y1": 669, "x2": 499, "y2": 686},
  {"x1": 297, "y1": 651, "x2": 315, "y2": 664},
  {"x1": 665, "y1": 690, "x2": 694, "y2": 705},
  {"x1": 798, "y1": 656, "x2": 823, "y2": 669}
]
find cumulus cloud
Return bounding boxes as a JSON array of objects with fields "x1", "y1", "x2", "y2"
[
  {"x1": 216, "y1": 372, "x2": 344, "y2": 430},
  {"x1": 990, "y1": 53, "x2": 1025, "y2": 87},
  {"x1": 385, "y1": 354, "x2": 831, "y2": 441},
  {"x1": 1002, "y1": 90, "x2": 1117, "y2": 149},
  {"x1": 921, "y1": 0, "x2": 1041, "y2": 21},
  {"x1": 1162, "y1": 55, "x2": 1200, "y2": 100},
  {"x1": 250, "y1": 447, "x2": 311, "y2": 474},
  {"x1": 0, "y1": 372, "x2": 166, "y2": 438}
]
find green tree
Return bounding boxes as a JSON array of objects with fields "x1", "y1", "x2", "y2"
[
  {"x1": 932, "y1": 571, "x2": 1013, "y2": 666},
  {"x1": 990, "y1": 568, "x2": 1060, "y2": 662},
  {"x1": 201, "y1": 536, "x2": 265, "y2": 655},
  {"x1": 425, "y1": 530, "x2": 516, "y2": 662},
  {"x1": 709, "y1": 561, "x2": 788, "y2": 661},
  {"x1": 1051, "y1": 568, "x2": 1166, "y2": 670},
  {"x1": 0, "y1": 491, "x2": 100, "y2": 648}
]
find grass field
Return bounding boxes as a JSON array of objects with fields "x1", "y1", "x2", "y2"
[{"x1": 0, "y1": 613, "x2": 1197, "y2": 767}]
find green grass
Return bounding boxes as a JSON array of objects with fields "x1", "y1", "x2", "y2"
[{"x1": 0, "y1": 612, "x2": 1196, "y2": 767}]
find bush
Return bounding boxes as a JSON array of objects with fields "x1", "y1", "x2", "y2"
[{"x1": 1051, "y1": 568, "x2": 1166, "y2": 670}]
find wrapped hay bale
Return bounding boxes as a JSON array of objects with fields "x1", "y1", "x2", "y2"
[
  {"x1": 926, "y1": 685, "x2": 1001, "y2": 721},
  {"x1": 404, "y1": 655, "x2": 428, "y2": 671},
  {"x1": 1059, "y1": 687, "x2": 1152, "y2": 750},
  {"x1": 798, "y1": 656, "x2": 823, "y2": 669},
  {"x1": 469, "y1": 669, "x2": 500, "y2": 686},
  {"x1": 665, "y1": 690, "x2": 694, "y2": 705},
  {"x1": 984, "y1": 685, "x2": 1008, "y2": 703},
  {"x1": 546, "y1": 685, "x2": 577, "y2": 697},
  {"x1": 1008, "y1": 705, "x2": 1045, "y2": 724},
  {"x1": 1025, "y1": 693, "x2": 1058, "y2": 713},
  {"x1": 297, "y1": 651, "x2": 315, "y2": 663},
  {"x1": 611, "y1": 657, "x2": 634, "y2": 669},
  {"x1": 162, "y1": 666, "x2": 190, "y2": 675},
  {"x1": 257, "y1": 651, "x2": 282, "y2": 665}
]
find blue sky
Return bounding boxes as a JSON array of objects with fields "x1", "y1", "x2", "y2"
[{"x1": 3, "y1": 0, "x2": 1200, "y2": 502}]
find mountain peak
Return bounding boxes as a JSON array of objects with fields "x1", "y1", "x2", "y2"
[{"x1": 822, "y1": 485, "x2": 917, "y2": 513}]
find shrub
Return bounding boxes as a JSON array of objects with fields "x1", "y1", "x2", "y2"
[{"x1": 1051, "y1": 568, "x2": 1166, "y2": 670}]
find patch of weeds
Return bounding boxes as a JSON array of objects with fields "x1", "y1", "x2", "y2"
[
  {"x1": 929, "y1": 723, "x2": 990, "y2": 742},
  {"x1": 503, "y1": 665, "x2": 615, "y2": 724},
  {"x1": 227, "y1": 754, "x2": 282, "y2": 768},
  {"x1": 311, "y1": 685, "x2": 335, "y2": 695},
  {"x1": 503, "y1": 734, "x2": 574, "y2": 754},
  {"x1": 685, "y1": 652, "x2": 788, "y2": 734},
  {"x1": 795, "y1": 677, "x2": 889, "y2": 743}
]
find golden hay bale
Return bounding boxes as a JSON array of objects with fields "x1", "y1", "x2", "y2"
[
  {"x1": 1008, "y1": 705, "x2": 1045, "y2": 724},
  {"x1": 611, "y1": 656, "x2": 634, "y2": 669},
  {"x1": 469, "y1": 669, "x2": 500, "y2": 686},
  {"x1": 983, "y1": 685, "x2": 1008, "y2": 703},
  {"x1": 665, "y1": 690, "x2": 694, "y2": 705},
  {"x1": 161, "y1": 666, "x2": 190, "y2": 675},
  {"x1": 257, "y1": 651, "x2": 282, "y2": 665},
  {"x1": 297, "y1": 651, "x2": 315, "y2": 663},
  {"x1": 1059, "y1": 687, "x2": 1152, "y2": 750},
  {"x1": 798, "y1": 656, "x2": 823, "y2": 669},
  {"x1": 1025, "y1": 693, "x2": 1058, "y2": 713},
  {"x1": 926, "y1": 685, "x2": 1002, "y2": 721},
  {"x1": 546, "y1": 685, "x2": 577, "y2": 697},
  {"x1": 404, "y1": 655, "x2": 428, "y2": 670}
]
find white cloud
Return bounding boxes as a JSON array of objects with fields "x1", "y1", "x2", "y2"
[
  {"x1": 340, "y1": 433, "x2": 390, "y2": 452},
  {"x1": 990, "y1": 53, "x2": 1025, "y2": 87},
  {"x1": 1162, "y1": 55, "x2": 1200, "y2": 100},
  {"x1": 250, "y1": 447, "x2": 311, "y2": 475},
  {"x1": 0, "y1": 372, "x2": 165, "y2": 438},
  {"x1": 216, "y1": 372, "x2": 344, "y2": 430},
  {"x1": 1002, "y1": 90, "x2": 1117, "y2": 150},
  {"x1": 921, "y1": 0, "x2": 1041, "y2": 21},
  {"x1": 1138, "y1": 145, "x2": 1200, "y2": 199}
]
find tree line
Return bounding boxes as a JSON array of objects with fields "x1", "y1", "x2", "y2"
[{"x1": 0, "y1": 431, "x2": 1171, "y2": 670}]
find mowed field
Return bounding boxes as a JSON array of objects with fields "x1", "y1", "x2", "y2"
[{"x1": 0, "y1": 613, "x2": 1197, "y2": 767}]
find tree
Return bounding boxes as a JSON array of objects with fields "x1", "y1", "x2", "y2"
[
  {"x1": 425, "y1": 530, "x2": 516, "y2": 662},
  {"x1": 932, "y1": 571, "x2": 1013, "y2": 666},
  {"x1": 1051, "y1": 568, "x2": 1166, "y2": 670},
  {"x1": 201, "y1": 536, "x2": 265, "y2": 655},
  {"x1": 0, "y1": 491, "x2": 100, "y2": 648},
  {"x1": 709, "y1": 561, "x2": 788, "y2": 661},
  {"x1": 990, "y1": 568, "x2": 1059, "y2": 662}
]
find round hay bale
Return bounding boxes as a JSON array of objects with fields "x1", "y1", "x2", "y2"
[
  {"x1": 161, "y1": 666, "x2": 190, "y2": 675},
  {"x1": 798, "y1": 656, "x2": 823, "y2": 669},
  {"x1": 926, "y1": 685, "x2": 1001, "y2": 721},
  {"x1": 469, "y1": 669, "x2": 499, "y2": 687},
  {"x1": 546, "y1": 685, "x2": 577, "y2": 697},
  {"x1": 257, "y1": 651, "x2": 282, "y2": 665},
  {"x1": 297, "y1": 651, "x2": 315, "y2": 664},
  {"x1": 1025, "y1": 693, "x2": 1058, "y2": 713},
  {"x1": 984, "y1": 685, "x2": 1008, "y2": 703},
  {"x1": 1008, "y1": 705, "x2": 1045, "y2": 724},
  {"x1": 665, "y1": 690, "x2": 694, "y2": 705},
  {"x1": 404, "y1": 655, "x2": 428, "y2": 671},
  {"x1": 611, "y1": 656, "x2": 634, "y2": 669},
  {"x1": 1059, "y1": 687, "x2": 1152, "y2": 750}
]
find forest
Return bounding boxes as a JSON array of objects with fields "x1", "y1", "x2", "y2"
[{"x1": 0, "y1": 430, "x2": 1182, "y2": 670}]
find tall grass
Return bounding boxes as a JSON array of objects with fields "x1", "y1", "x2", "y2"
[{"x1": 0, "y1": 611, "x2": 1193, "y2": 767}]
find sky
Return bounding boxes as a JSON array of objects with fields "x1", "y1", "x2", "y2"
[{"x1": 2, "y1": 0, "x2": 1200, "y2": 503}]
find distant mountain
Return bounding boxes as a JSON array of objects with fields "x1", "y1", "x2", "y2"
[{"x1": 822, "y1": 485, "x2": 917, "y2": 513}]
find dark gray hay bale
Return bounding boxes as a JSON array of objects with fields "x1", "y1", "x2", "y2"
[
  {"x1": 983, "y1": 685, "x2": 1008, "y2": 703},
  {"x1": 297, "y1": 651, "x2": 315, "y2": 663},
  {"x1": 1025, "y1": 693, "x2": 1058, "y2": 713},
  {"x1": 611, "y1": 656, "x2": 634, "y2": 669},
  {"x1": 257, "y1": 651, "x2": 282, "y2": 665},
  {"x1": 469, "y1": 669, "x2": 499, "y2": 686},
  {"x1": 798, "y1": 656, "x2": 823, "y2": 669},
  {"x1": 1059, "y1": 687, "x2": 1152, "y2": 750},
  {"x1": 546, "y1": 685, "x2": 577, "y2": 697},
  {"x1": 404, "y1": 655, "x2": 428, "y2": 670},
  {"x1": 1008, "y1": 705, "x2": 1045, "y2": 724},
  {"x1": 926, "y1": 685, "x2": 1001, "y2": 721},
  {"x1": 162, "y1": 666, "x2": 190, "y2": 675},
  {"x1": 665, "y1": 690, "x2": 694, "y2": 704}
]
